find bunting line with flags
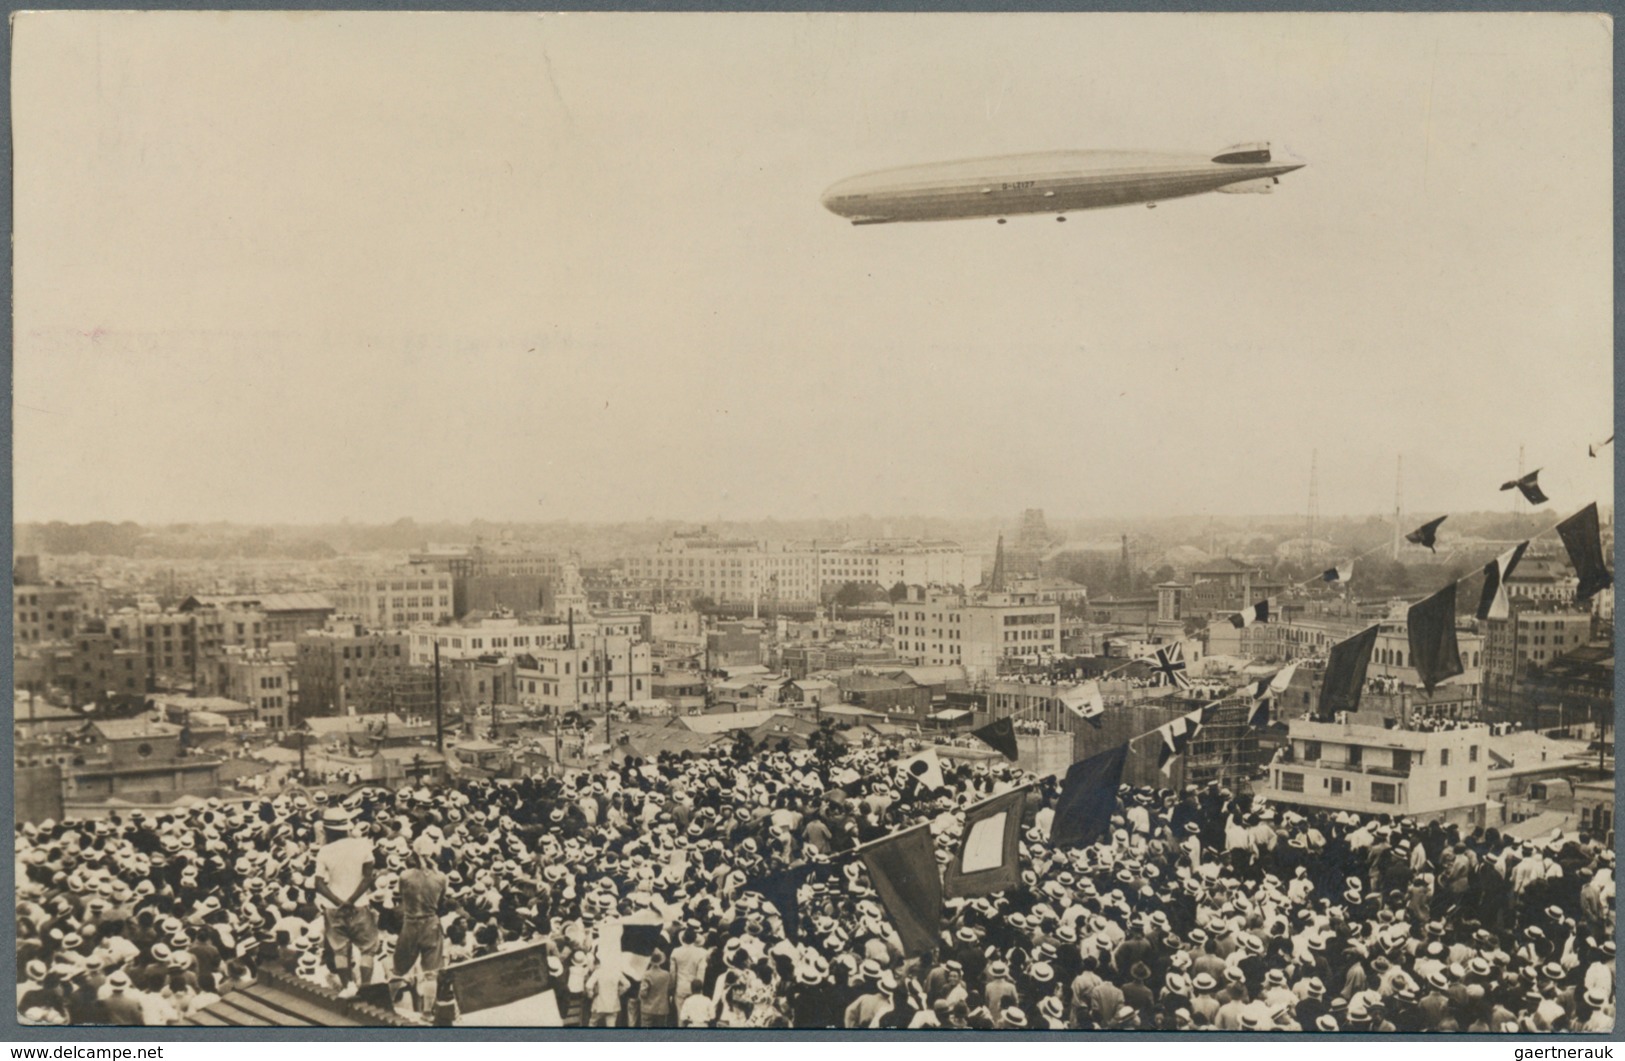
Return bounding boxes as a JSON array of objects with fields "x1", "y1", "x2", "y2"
[
  {"x1": 1405, "y1": 515, "x2": 1448, "y2": 552},
  {"x1": 1475, "y1": 541, "x2": 1529, "y2": 621},
  {"x1": 942, "y1": 787, "x2": 1029, "y2": 899}
]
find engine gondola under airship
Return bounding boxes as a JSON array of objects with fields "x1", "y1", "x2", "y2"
[{"x1": 820, "y1": 142, "x2": 1305, "y2": 225}]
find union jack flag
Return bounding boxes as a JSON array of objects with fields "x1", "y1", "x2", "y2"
[{"x1": 1143, "y1": 643, "x2": 1191, "y2": 689}]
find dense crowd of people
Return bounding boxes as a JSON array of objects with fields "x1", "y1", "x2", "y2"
[{"x1": 13, "y1": 733, "x2": 1616, "y2": 1031}]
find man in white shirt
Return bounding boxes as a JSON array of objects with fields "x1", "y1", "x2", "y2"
[{"x1": 314, "y1": 807, "x2": 380, "y2": 996}]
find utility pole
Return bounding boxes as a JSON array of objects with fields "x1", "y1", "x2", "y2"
[
  {"x1": 1392, "y1": 455, "x2": 1403, "y2": 561},
  {"x1": 433, "y1": 640, "x2": 444, "y2": 754}
]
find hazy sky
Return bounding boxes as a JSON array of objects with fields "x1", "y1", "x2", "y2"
[{"x1": 13, "y1": 12, "x2": 1613, "y2": 525}]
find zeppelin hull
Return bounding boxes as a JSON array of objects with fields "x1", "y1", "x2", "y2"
[{"x1": 821, "y1": 148, "x2": 1304, "y2": 225}]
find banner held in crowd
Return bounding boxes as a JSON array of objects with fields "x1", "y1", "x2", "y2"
[
  {"x1": 857, "y1": 823, "x2": 941, "y2": 956},
  {"x1": 1049, "y1": 743, "x2": 1130, "y2": 848},
  {"x1": 942, "y1": 787, "x2": 1029, "y2": 899},
  {"x1": 741, "y1": 863, "x2": 812, "y2": 939}
]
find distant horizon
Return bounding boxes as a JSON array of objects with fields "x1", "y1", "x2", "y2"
[{"x1": 13, "y1": 504, "x2": 1606, "y2": 533}]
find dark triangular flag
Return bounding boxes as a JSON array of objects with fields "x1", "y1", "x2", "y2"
[
  {"x1": 1475, "y1": 541, "x2": 1528, "y2": 621},
  {"x1": 742, "y1": 863, "x2": 811, "y2": 939},
  {"x1": 1557, "y1": 502, "x2": 1613, "y2": 603},
  {"x1": 1407, "y1": 583, "x2": 1464, "y2": 694},
  {"x1": 1500, "y1": 469, "x2": 1548, "y2": 505},
  {"x1": 1049, "y1": 743, "x2": 1129, "y2": 849},
  {"x1": 1229, "y1": 599, "x2": 1271, "y2": 629},
  {"x1": 943, "y1": 788, "x2": 1027, "y2": 899},
  {"x1": 1405, "y1": 515, "x2": 1448, "y2": 552},
  {"x1": 1316, "y1": 625, "x2": 1379, "y2": 720},
  {"x1": 859, "y1": 824, "x2": 941, "y2": 956},
  {"x1": 971, "y1": 717, "x2": 1019, "y2": 761}
]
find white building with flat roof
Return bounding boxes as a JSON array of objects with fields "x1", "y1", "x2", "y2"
[{"x1": 1260, "y1": 717, "x2": 1490, "y2": 828}]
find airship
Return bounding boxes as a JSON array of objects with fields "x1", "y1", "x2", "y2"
[{"x1": 821, "y1": 142, "x2": 1305, "y2": 225}]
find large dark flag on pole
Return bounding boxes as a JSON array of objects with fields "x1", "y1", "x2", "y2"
[
  {"x1": 859, "y1": 824, "x2": 942, "y2": 956},
  {"x1": 1316, "y1": 625, "x2": 1379, "y2": 720},
  {"x1": 1557, "y1": 503, "x2": 1613, "y2": 603},
  {"x1": 742, "y1": 863, "x2": 812, "y2": 939},
  {"x1": 1408, "y1": 584, "x2": 1464, "y2": 694},
  {"x1": 1049, "y1": 743, "x2": 1129, "y2": 849},
  {"x1": 1405, "y1": 515, "x2": 1448, "y2": 552},
  {"x1": 943, "y1": 788, "x2": 1027, "y2": 899},
  {"x1": 970, "y1": 717, "x2": 1019, "y2": 761},
  {"x1": 1476, "y1": 541, "x2": 1529, "y2": 621}
]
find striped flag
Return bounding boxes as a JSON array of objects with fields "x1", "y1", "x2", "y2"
[
  {"x1": 1229, "y1": 599, "x2": 1271, "y2": 629},
  {"x1": 1474, "y1": 541, "x2": 1528, "y2": 621},
  {"x1": 1248, "y1": 663, "x2": 1299, "y2": 727},
  {"x1": 1557, "y1": 503, "x2": 1614, "y2": 603}
]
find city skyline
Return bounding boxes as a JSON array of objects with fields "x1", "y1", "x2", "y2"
[{"x1": 13, "y1": 12, "x2": 1613, "y2": 526}]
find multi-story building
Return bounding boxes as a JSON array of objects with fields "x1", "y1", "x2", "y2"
[
  {"x1": 293, "y1": 620, "x2": 411, "y2": 721},
  {"x1": 1482, "y1": 606, "x2": 1596, "y2": 716},
  {"x1": 890, "y1": 588, "x2": 1060, "y2": 678},
  {"x1": 179, "y1": 593, "x2": 336, "y2": 644},
  {"x1": 514, "y1": 635, "x2": 653, "y2": 713},
  {"x1": 625, "y1": 531, "x2": 980, "y2": 606},
  {"x1": 64, "y1": 719, "x2": 222, "y2": 805},
  {"x1": 1260, "y1": 717, "x2": 1490, "y2": 828},
  {"x1": 18, "y1": 623, "x2": 145, "y2": 706},
  {"x1": 333, "y1": 566, "x2": 455, "y2": 629},
  {"x1": 13, "y1": 581, "x2": 82, "y2": 646},
  {"x1": 410, "y1": 617, "x2": 599, "y2": 666},
  {"x1": 409, "y1": 541, "x2": 562, "y2": 617},
  {"x1": 218, "y1": 650, "x2": 295, "y2": 730},
  {"x1": 106, "y1": 604, "x2": 269, "y2": 692}
]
